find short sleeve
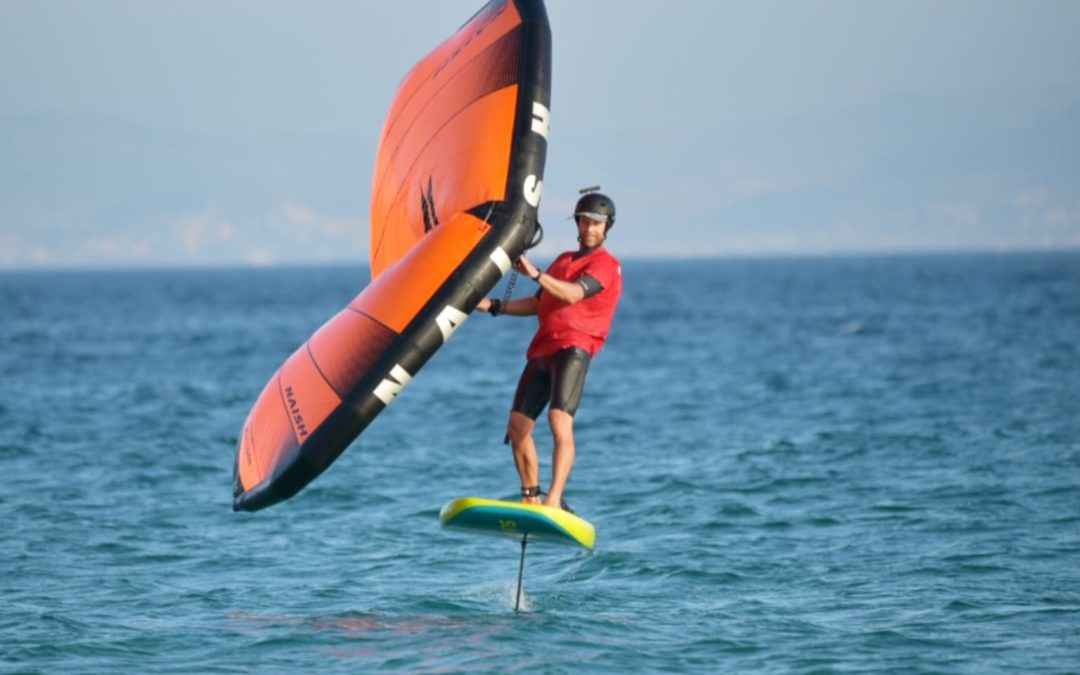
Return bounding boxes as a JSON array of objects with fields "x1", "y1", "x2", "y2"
[{"x1": 580, "y1": 254, "x2": 619, "y2": 293}]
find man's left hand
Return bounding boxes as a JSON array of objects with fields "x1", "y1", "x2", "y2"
[{"x1": 515, "y1": 255, "x2": 539, "y2": 279}]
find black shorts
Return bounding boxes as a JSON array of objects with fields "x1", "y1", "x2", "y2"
[{"x1": 511, "y1": 346, "x2": 592, "y2": 419}]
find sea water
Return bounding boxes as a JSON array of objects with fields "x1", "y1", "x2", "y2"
[{"x1": 2, "y1": 253, "x2": 1078, "y2": 673}]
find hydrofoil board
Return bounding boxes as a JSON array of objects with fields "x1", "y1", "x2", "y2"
[{"x1": 439, "y1": 497, "x2": 595, "y2": 549}]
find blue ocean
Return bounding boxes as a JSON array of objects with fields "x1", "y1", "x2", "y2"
[{"x1": 2, "y1": 253, "x2": 1079, "y2": 673}]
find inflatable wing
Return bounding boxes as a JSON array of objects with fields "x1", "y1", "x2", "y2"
[{"x1": 233, "y1": 0, "x2": 551, "y2": 511}]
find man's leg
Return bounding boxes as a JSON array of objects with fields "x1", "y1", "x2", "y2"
[
  {"x1": 544, "y1": 408, "x2": 576, "y2": 508},
  {"x1": 508, "y1": 411, "x2": 541, "y2": 504},
  {"x1": 543, "y1": 347, "x2": 589, "y2": 509}
]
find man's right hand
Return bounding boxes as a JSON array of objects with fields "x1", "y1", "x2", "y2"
[{"x1": 476, "y1": 298, "x2": 492, "y2": 313}]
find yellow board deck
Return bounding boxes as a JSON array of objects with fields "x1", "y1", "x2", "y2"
[{"x1": 439, "y1": 497, "x2": 595, "y2": 548}]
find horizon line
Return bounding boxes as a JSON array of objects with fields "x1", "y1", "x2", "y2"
[{"x1": 1, "y1": 245, "x2": 1078, "y2": 274}]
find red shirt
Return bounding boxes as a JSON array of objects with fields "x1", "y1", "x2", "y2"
[{"x1": 526, "y1": 247, "x2": 622, "y2": 359}]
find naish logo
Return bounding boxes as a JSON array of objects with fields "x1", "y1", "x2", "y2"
[
  {"x1": 523, "y1": 101, "x2": 550, "y2": 208},
  {"x1": 530, "y1": 101, "x2": 550, "y2": 140},
  {"x1": 372, "y1": 306, "x2": 470, "y2": 406},
  {"x1": 285, "y1": 386, "x2": 308, "y2": 437},
  {"x1": 435, "y1": 304, "x2": 467, "y2": 342},
  {"x1": 373, "y1": 364, "x2": 413, "y2": 406}
]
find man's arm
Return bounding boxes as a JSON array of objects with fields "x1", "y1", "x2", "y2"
[
  {"x1": 476, "y1": 296, "x2": 538, "y2": 316},
  {"x1": 515, "y1": 255, "x2": 588, "y2": 305}
]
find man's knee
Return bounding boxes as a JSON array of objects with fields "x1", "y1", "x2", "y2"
[
  {"x1": 507, "y1": 412, "x2": 535, "y2": 445},
  {"x1": 548, "y1": 408, "x2": 575, "y2": 443}
]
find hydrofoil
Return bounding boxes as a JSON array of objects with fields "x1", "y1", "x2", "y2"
[{"x1": 439, "y1": 497, "x2": 595, "y2": 611}]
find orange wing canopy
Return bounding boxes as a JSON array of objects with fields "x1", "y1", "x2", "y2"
[{"x1": 232, "y1": 0, "x2": 551, "y2": 512}]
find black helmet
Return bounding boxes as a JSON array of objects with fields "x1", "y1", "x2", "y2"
[{"x1": 574, "y1": 190, "x2": 616, "y2": 231}]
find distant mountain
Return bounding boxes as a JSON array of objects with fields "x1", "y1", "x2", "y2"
[
  {"x1": 598, "y1": 91, "x2": 1080, "y2": 256},
  {"x1": 0, "y1": 113, "x2": 373, "y2": 267},
  {"x1": 1, "y1": 89, "x2": 1078, "y2": 268}
]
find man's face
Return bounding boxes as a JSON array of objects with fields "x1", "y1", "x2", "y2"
[{"x1": 577, "y1": 216, "x2": 607, "y2": 249}]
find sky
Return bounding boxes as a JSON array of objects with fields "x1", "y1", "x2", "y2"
[{"x1": 1, "y1": 0, "x2": 1079, "y2": 269}]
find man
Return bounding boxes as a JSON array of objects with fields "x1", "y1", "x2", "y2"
[{"x1": 476, "y1": 191, "x2": 622, "y2": 510}]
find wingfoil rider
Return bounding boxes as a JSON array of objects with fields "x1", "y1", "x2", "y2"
[{"x1": 477, "y1": 189, "x2": 622, "y2": 511}]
